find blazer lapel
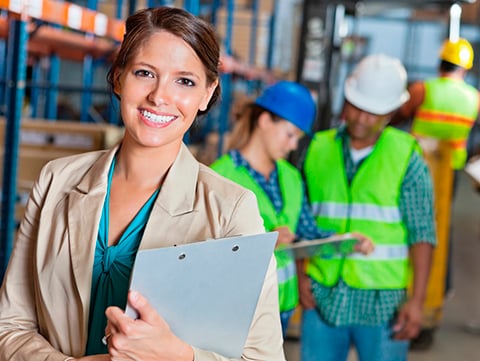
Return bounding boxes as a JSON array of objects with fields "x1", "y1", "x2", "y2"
[
  {"x1": 67, "y1": 146, "x2": 117, "y2": 343},
  {"x1": 141, "y1": 144, "x2": 199, "y2": 249}
]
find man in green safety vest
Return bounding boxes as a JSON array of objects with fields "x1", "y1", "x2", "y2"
[
  {"x1": 211, "y1": 80, "x2": 373, "y2": 338},
  {"x1": 299, "y1": 54, "x2": 436, "y2": 361}
]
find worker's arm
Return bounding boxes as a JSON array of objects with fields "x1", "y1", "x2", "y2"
[
  {"x1": 392, "y1": 81, "x2": 426, "y2": 124},
  {"x1": 394, "y1": 151, "x2": 436, "y2": 340},
  {"x1": 393, "y1": 242, "x2": 433, "y2": 340},
  {"x1": 477, "y1": 91, "x2": 480, "y2": 115}
]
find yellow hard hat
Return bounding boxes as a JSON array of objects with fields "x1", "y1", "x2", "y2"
[{"x1": 439, "y1": 38, "x2": 474, "y2": 70}]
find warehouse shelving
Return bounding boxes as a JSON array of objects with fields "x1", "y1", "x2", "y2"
[
  {"x1": 0, "y1": 0, "x2": 126, "y2": 276},
  {"x1": 0, "y1": 0, "x2": 282, "y2": 277}
]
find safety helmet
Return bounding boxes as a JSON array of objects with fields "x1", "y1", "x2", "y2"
[
  {"x1": 439, "y1": 38, "x2": 474, "y2": 70},
  {"x1": 255, "y1": 80, "x2": 316, "y2": 134},
  {"x1": 344, "y1": 54, "x2": 410, "y2": 115}
]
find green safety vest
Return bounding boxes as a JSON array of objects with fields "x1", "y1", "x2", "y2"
[
  {"x1": 412, "y1": 77, "x2": 479, "y2": 169},
  {"x1": 211, "y1": 154, "x2": 303, "y2": 311},
  {"x1": 303, "y1": 127, "x2": 415, "y2": 289}
]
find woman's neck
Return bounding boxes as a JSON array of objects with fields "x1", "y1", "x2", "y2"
[
  {"x1": 239, "y1": 140, "x2": 275, "y2": 179},
  {"x1": 115, "y1": 139, "x2": 180, "y2": 189}
]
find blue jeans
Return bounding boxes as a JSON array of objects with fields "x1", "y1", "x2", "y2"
[
  {"x1": 280, "y1": 309, "x2": 295, "y2": 338},
  {"x1": 301, "y1": 308, "x2": 409, "y2": 361}
]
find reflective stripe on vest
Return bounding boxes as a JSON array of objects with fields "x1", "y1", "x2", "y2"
[
  {"x1": 211, "y1": 154, "x2": 303, "y2": 311},
  {"x1": 322, "y1": 244, "x2": 409, "y2": 261},
  {"x1": 304, "y1": 127, "x2": 414, "y2": 289},
  {"x1": 276, "y1": 251, "x2": 296, "y2": 282},
  {"x1": 412, "y1": 77, "x2": 479, "y2": 169},
  {"x1": 311, "y1": 202, "x2": 401, "y2": 223}
]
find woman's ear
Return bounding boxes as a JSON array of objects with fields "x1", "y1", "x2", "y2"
[
  {"x1": 258, "y1": 111, "x2": 274, "y2": 130},
  {"x1": 112, "y1": 69, "x2": 123, "y2": 98},
  {"x1": 199, "y1": 79, "x2": 219, "y2": 111}
]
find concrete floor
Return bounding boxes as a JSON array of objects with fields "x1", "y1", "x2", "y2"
[{"x1": 284, "y1": 172, "x2": 480, "y2": 361}]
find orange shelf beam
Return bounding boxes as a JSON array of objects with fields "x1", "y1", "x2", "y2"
[{"x1": 0, "y1": 0, "x2": 124, "y2": 41}]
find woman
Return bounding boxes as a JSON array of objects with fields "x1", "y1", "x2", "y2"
[
  {"x1": 0, "y1": 7, "x2": 284, "y2": 361},
  {"x1": 211, "y1": 81, "x2": 373, "y2": 336}
]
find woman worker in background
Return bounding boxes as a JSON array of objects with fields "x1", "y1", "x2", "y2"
[{"x1": 211, "y1": 81, "x2": 374, "y2": 336}]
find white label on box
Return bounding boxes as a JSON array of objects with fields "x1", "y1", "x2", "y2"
[
  {"x1": 67, "y1": 4, "x2": 83, "y2": 30},
  {"x1": 9, "y1": 0, "x2": 24, "y2": 13},
  {"x1": 54, "y1": 134, "x2": 94, "y2": 149},
  {"x1": 27, "y1": 0, "x2": 43, "y2": 18},
  {"x1": 20, "y1": 130, "x2": 94, "y2": 150},
  {"x1": 94, "y1": 13, "x2": 108, "y2": 36}
]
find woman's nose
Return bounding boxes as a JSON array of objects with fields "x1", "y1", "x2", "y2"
[{"x1": 147, "y1": 82, "x2": 170, "y2": 106}]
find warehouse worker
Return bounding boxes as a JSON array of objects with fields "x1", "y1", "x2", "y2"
[
  {"x1": 0, "y1": 7, "x2": 286, "y2": 361},
  {"x1": 211, "y1": 80, "x2": 374, "y2": 337},
  {"x1": 396, "y1": 38, "x2": 480, "y2": 345},
  {"x1": 397, "y1": 37, "x2": 480, "y2": 171},
  {"x1": 299, "y1": 54, "x2": 436, "y2": 361}
]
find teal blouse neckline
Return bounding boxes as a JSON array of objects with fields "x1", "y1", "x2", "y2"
[{"x1": 86, "y1": 157, "x2": 160, "y2": 355}]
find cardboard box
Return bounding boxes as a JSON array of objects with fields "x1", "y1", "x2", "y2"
[
  {"x1": 0, "y1": 118, "x2": 124, "y2": 219},
  {"x1": 215, "y1": 8, "x2": 271, "y2": 68}
]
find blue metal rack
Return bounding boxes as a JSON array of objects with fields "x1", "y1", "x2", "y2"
[{"x1": 0, "y1": 17, "x2": 28, "y2": 275}]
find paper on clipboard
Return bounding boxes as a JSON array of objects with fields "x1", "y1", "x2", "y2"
[
  {"x1": 125, "y1": 232, "x2": 278, "y2": 358},
  {"x1": 464, "y1": 156, "x2": 480, "y2": 184},
  {"x1": 280, "y1": 233, "x2": 359, "y2": 259}
]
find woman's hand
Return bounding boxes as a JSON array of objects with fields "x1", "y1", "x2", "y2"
[
  {"x1": 105, "y1": 291, "x2": 194, "y2": 361},
  {"x1": 274, "y1": 226, "x2": 296, "y2": 247},
  {"x1": 296, "y1": 260, "x2": 316, "y2": 310},
  {"x1": 350, "y1": 232, "x2": 375, "y2": 255}
]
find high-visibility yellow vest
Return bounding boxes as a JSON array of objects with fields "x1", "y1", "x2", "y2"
[
  {"x1": 304, "y1": 127, "x2": 416, "y2": 289},
  {"x1": 211, "y1": 154, "x2": 303, "y2": 311},
  {"x1": 412, "y1": 77, "x2": 478, "y2": 169}
]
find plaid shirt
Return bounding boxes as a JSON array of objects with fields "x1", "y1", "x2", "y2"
[
  {"x1": 228, "y1": 149, "x2": 334, "y2": 240},
  {"x1": 311, "y1": 125, "x2": 437, "y2": 326}
]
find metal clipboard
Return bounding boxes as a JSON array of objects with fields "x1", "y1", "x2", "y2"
[
  {"x1": 125, "y1": 232, "x2": 278, "y2": 358},
  {"x1": 280, "y1": 233, "x2": 359, "y2": 259}
]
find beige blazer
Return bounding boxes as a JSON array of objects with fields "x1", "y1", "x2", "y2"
[{"x1": 0, "y1": 143, "x2": 285, "y2": 361}]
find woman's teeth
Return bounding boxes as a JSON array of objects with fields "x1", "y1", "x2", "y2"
[{"x1": 141, "y1": 110, "x2": 175, "y2": 123}]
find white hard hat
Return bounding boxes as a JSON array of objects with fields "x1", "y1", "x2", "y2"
[{"x1": 344, "y1": 54, "x2": 410, "y2": 115}]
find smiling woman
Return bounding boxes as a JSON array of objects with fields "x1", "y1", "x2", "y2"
[{"x1": 0, "y1": 7, "x2": 285, "y2": 361}]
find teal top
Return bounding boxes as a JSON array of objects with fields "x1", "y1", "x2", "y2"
[{"x1": 85, "y1": 158, "x2": 160, "y2": 355}]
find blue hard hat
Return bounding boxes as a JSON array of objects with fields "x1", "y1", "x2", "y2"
[{"x1": 254, "y1": 80, "x2": 316, "y2": 134}]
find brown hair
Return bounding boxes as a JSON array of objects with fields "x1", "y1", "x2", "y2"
[
  {"x1": 107, "y1": 7, "x2": 221, "y2": 115},
  {"x1": 228, "y1": 103, "x2": 274, "y2": 150}
]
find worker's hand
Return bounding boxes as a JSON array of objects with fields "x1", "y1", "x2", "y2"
[
  {"x1": 105, "y1": 291, "x2": 194, "y2": 361},
  {"x1": 350, "y1": 232, "x2": 375, "y2": 255},
  {"x1": 296, "y1": 260, "x2": 316, "y2": 310},
  {"x1": 274, "y1": 226, "x2": 296, "y2": 247},
  {"x1": 73, "y1": 356, "x2": 110, "y2": 361},
  {"x1": 392, "y1": 299, "x2": 423, "y2": 340}
]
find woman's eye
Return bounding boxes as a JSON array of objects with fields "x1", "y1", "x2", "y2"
[
  {"x1": 178, "y1": 78, "x2": 195, "y2": 87},
  {"x1": 134, "y1": 69, "x2": 154, "y2": 78}
]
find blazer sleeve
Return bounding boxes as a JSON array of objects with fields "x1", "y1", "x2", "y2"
[{"x1": 0, "y1": 165, "x2": 72, "y2": 361}]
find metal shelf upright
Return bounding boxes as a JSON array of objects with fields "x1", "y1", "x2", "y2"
[
  {"x1": 1, "y1": 16, "x2": 28, "y2": 276},
  {"x1": 0, "y1": 0, "x2": 125, "y2": 277}
]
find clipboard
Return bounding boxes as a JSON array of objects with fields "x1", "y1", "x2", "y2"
[
  {"x1": 125, "y1": 232, "x2": 278, "y2": 358},
  {"x1": 280, "y1": 233, "x2": 359, "y2": 259},
  {"x1": 465, "y1": 156, "x2": 480, "y2": 185}
]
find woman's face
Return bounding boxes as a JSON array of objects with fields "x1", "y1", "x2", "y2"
[
  {"x1": 114, "y1": 30, "x2": 218, "y2": 149},
  {"x1": 260, "y1": 114, "x2": 303, "y2": 161}
]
